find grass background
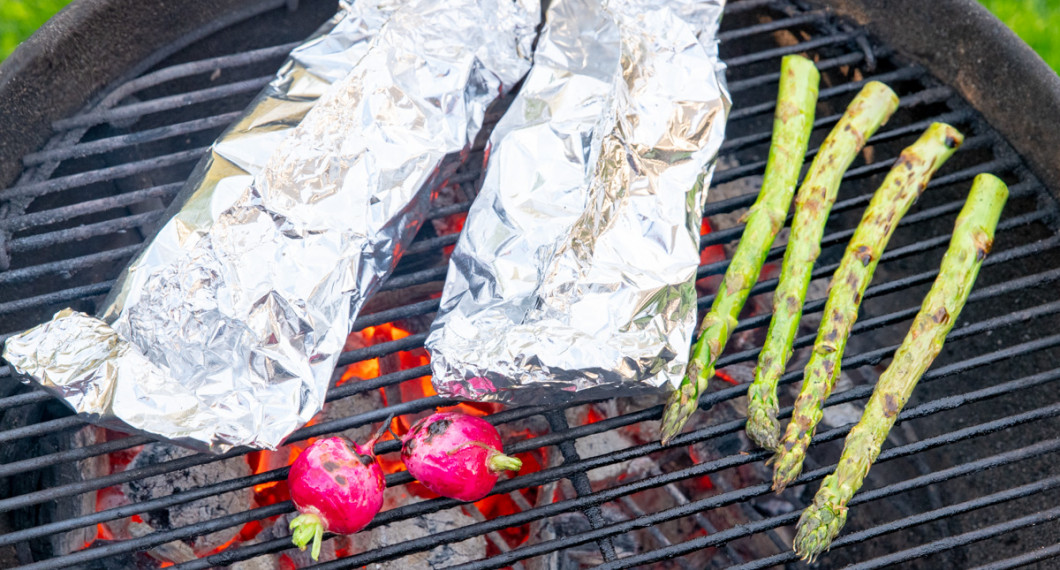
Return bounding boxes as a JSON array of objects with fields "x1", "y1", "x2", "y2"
[{"x1": 0, "y1": 0, "x2": 1056, "y2": 68}]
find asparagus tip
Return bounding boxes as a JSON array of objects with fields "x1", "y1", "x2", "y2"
[
  {"x1": 745, "y1": 406, "x2": 782, "y2": 452},
  {"x1": 793, "y1": 503, "x2": 847, "y2": 562},
  {"x1": 660, "y1": 381, "x2": 698, "y2": 445},
  {"x1": 771, "y1": 448, "x2": 805, "y2": 492}
]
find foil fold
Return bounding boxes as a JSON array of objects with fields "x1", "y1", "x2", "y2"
[
  {"x1": 4, "y1": 0, "x2": 540, "y2": 452},
  {"x1": 426, "y1": 0, "x2": 730, "y2": 404}
]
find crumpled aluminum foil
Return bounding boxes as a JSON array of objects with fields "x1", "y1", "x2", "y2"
[
  {"x1": 3, "y1": 0, "x2": 540, "y2": 452},
  {"x1": 426, "y1": 0, "x2": 730, "y2": 404}
]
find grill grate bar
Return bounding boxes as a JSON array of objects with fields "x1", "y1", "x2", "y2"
[
  {"x1": 970, "y1": 543, "x2": 1060, "y2": 570},
  {"x1": 49, "y1": 41, "x2": 302, "y2": 132},
  {"x1": 25, "y1": 113, "x2": 238, "y2": 167},
  {"x1": 0, "y1": 434, "x2": 153, "y2": 479},
  {"x1": 0, "y1": 147, "x2": 207, "y2": 201},
  {"x1": 7, "y1": 211, "x2": 163, "y2": 253},
  {"x1": 0, "y1": 415, "x2": 83, "y2": 445},
  {"x1": 725, "y1": 31, "x2": 859, "y2": 68},
  {"x1": 847, "y1": 505, "x2": 1060, "y2": 570},
  {"x1": 0, "y1": 244, "x2": 141, "y2": 285},
  {"x1": 726, "y1": 49, "x2": 886, "y2": 94},
  {"x1": 51, "y1": 76, "x2": 274, "y2": 132},
  {"x1": 0, "y1": 182, "x2": 183, "y2": 232},
  {"x1": 717, "y1": 10, "x2": 828, "y2": 42},
  {"x1": 0, "y1": 281, "x2": 112, "y2": 317}
]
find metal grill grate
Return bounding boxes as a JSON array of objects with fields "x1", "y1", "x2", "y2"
[{"x1": 2, "y1": 0, "x2": 1060, "y2": 568}]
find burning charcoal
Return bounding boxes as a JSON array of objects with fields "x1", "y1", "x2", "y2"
[
  {"x1": 573, "y1": 429, "x2": 635, "y2": 487},
  {"x1": 120, "y1": 443, "x2": 252, "y2": 555},
  {"x1": 230, "y1": 556, "x2": 283, "y2": 570},
  {"x1": 346, "y1": 500, "x2": 486, "y2": 568},
  {"x1": 128, "y1": 519, "x2": 197, "y2": 565},
  {"x1": 317, "y1": 390, "x2": 385, "y2": 444},
  {"x1": 44, "y1": 424, "x2": 108, "y2": 555},
  {"x1": 524, "y1": 466, "x2": 563, "y2": 570},
  {"x1": 549, "y1": 505, "x2": 635, "y2": 567}
]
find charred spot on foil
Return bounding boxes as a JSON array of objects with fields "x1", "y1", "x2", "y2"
[
  {"x1": 357, "y1": 453, "x2": 374, "y2": 466},
  {"x1": 334, "y1": 474, "x2": 347, "y2": 486},
  {"x1": 323, "y1": 461, "x2": 340, "y2": 473},
  {"x1": 425, "y1": 418, "x2": 452, "y2": 444}
]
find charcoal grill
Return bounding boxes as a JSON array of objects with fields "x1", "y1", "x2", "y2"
[{"x1": 2, "y1": 0, "x2": 1060, "y2": 568}]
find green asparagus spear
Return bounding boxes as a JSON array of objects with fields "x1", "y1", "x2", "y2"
[
  {"x1": 660, "y1": 55, "x2": 820, "y2": 444},
  {"x1": 746, "y1": 82, "x2": 899, "y2": 451},
  {"x1": 771, "y1": 123, "x2": 964, "y2": 491},
  {"x1": 793, "y1": 173, "x2": 1008, "y2": 562}
]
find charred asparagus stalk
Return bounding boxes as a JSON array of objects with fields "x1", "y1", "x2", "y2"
[
  {"x1": 793, "y1": 173, "x2": 1008, "y2": 562},
  {"x1": 660, "y1": 55, "x2": 820, "y2": 444},
  {"x1": 771, "y1": 123, "x2": 964, "y2": 491},
  {"x1": 746, "y1": 82, "x2": 899, "y2": 451}
]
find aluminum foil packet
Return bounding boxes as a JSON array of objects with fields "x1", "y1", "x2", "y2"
[
  {"x1": 426, "y1": 0, "x2": 730, "y2": 404},
  {"x1": 3, "y1": 0, "x2": 541, "y2": 452}
]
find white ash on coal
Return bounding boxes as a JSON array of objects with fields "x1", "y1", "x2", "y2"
[
  {"x1": 346, "y1": 498, "x2": 486, "y2": 568},
  {"x1": 111, "y1": 443, "x2": 253, "y2": 559}
]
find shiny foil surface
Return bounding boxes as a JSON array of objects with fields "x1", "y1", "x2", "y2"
[
  {"x1": 3, "y1": 0, "x2": 540, "y2": 452},
  {"x1": 426, "y1": 0, "x2": 730, "y2": 404}
]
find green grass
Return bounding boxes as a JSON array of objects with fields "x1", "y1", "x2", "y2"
[
  {"x1": 0, "y1": 0, "x2": 74, "y2": 60},
  {"x1": 979, "y1": 0, "x2": 1060, "y2": 72},
  {"x1": 0, "y1": 0, "x2": 1057, "y2": 74}
]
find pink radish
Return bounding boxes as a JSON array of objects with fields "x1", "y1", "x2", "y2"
[
  {"x1": 287, "y1": 432, "x2": 385, "y2": 560},
  {"x1": 400, "y1": 411, "x2": 522, "y2": 501}
]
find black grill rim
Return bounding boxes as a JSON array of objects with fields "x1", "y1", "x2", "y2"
[
  {"x1": 0, "y1": 0, "x2": 318, "y2": 190},
  {"x1": 814, "y1": 0, "x2": 1060, "y2": 196}
]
